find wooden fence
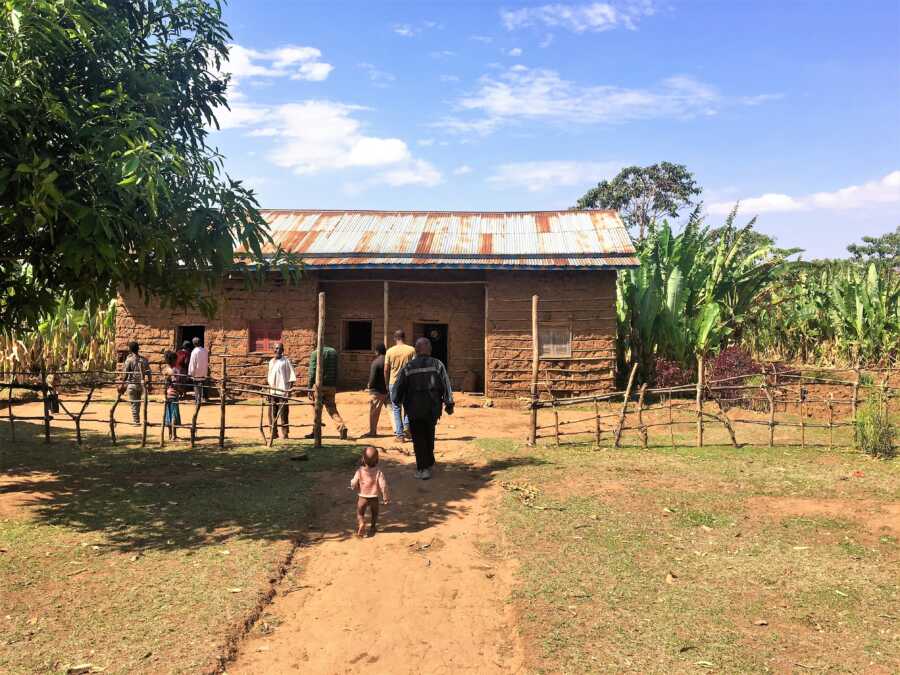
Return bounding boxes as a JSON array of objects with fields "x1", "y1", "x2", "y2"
[{"x1": 2, "y1": 293, "x2": 333, "y2": 449}]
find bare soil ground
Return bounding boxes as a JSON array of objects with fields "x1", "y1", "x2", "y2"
[{"x1": 2, "y1": 389, "x2": 898, "y2": 673}]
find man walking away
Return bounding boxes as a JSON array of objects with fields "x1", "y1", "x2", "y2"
[
  {"x1": 384, "y1": 329, "x2": 415, "y2": 442},
  {"x1": 175, "y1": 340, "x2": 191, "y2": 392},
  {"x1": 392, "y1": 337, "x2": 454, "y2": 480},
  {"x1": 362, "y1": 343, "x2": 388, "y2": 438},
  {"x1": 307, "y1": 343, "x2": 348, "y2": 440},
  {"x1": 267, "y1": 343, "x2": 296, "y2": 439},
  {"x1": 188, "y1": 336, "x2": 209, "y2": 402},
  {"x1": 120, "y1": 341, "x2": 151, "y2": 424}
]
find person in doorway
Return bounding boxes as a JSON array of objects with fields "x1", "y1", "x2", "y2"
[
  {"x1": 350, "y1": 446, "x2": 390, "y2": 537},
  {"x1": 306, "y1": 344, "x2": 348, "y2": 440},
  {"x1": 119, "y1": 341, "x2": 151, "y2": 424},
  {"x1": 384, "y1": 329, "x2": 415, "y2": 442},
  {"x1": 187, "y1": 336, "x2": 209, "y2": 402},
  {"x1": 267, "y1": 342, "x2": 296, "y2": 439},
  {"x1": 162, "y1": 350, "x2": 182, "y2": 440},
  {"x1": 361, "y1": 343, "x2": 388, "y2": 438},
  {"x1": 392, "y1": 337, "x2": 454, "y2": 480},
  {"x1": 174, "y1": 340, "x2": 191, "y2": 392}
]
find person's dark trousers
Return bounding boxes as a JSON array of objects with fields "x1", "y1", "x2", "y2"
[
  {"x1": 408, "y1": 418, "x2": 436, "y2": 471},
  {"x1": 268, "y1": 395, "x2": 290, "y2": 438}
]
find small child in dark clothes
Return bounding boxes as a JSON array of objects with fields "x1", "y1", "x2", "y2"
[{"x1": 350, "y1": 446, "x2": 390, "y2": 537}]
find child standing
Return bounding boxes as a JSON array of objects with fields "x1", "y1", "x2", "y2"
[
  {"x1": 162, "y1": 350, "x2": 182, "y2": 441},
  {"x1": 350, "y1": 446, "x2": 390, "y2": 537}
]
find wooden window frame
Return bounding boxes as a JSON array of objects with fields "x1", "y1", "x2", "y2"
[
  {"x1": 538, "y1": 323, "x2": 572, "y2": 359},
  {"x1": 342, "y1": 319, "x2": 374, "y2": 353},
  {"x1": 247, "y1": 319, "x2": 283, "y2": 354}
]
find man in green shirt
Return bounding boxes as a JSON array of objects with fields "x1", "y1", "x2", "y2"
[{"x1": 306, "y1": 345, "x2": 348, "y2": 440}]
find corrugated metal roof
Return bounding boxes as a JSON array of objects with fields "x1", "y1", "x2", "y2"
[{"x1": 256, "y1": 209, "x2": 638, "y2": 269}]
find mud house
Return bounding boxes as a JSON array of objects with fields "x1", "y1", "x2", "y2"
[{"x1": 116, "y1": 210, "x2": 638, "y2": 399}]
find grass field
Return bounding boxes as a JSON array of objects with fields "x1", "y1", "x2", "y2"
[
  {"x1": 0, "y1": 423, "x2": 356, "y2": 674},
  {"x1": 481, "y1": 439, "x2": 900, "y2": 673}
]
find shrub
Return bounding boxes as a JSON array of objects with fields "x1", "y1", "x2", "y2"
[
  {"x1": 652, "y1": 357, "x2": 694, "y2": 388},
  {"x1": 708, "y1": 347, "x2": 760, "y2": 383},
  {"x1": 856, "y1": 394, "x2": 896, "y2": 459}
]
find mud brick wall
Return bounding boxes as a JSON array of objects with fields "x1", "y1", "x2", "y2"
[
  {"x1": 320, "y1": 279, "x2": 485, "y2": 391},
  {"x1": 485, "y1": 270, "x2": 617, "y2": 400},
  {"x1": 116, "y1": 277, "x2": 319, "y2": 385}
]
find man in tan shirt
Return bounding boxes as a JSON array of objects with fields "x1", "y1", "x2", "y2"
[{"x1": 384, "y1": 329, "x2": 416, "y2": 440}]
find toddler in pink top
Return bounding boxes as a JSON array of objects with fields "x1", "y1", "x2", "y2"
[{"x1": 350, "y1": 446, "x2": 390, "y2": 537}]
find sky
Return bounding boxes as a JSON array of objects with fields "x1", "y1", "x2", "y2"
[{"x1": 212, "y1": 0, "x2": 900, "y2": 259}]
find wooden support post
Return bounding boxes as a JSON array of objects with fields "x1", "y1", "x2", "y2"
[
  {"x1": 711, "y1": 397, "x2": 739, "y2": 447},
  {"x1": 109, "y1": 386, "x2": 122, "y2": 445},
  {"x1": 668, "y1": 393, "x2": 675, "y2": 450},
  {"x1": 190, "y1": 396, "x2": 201, "y2": 448},
  {"x1": 40, "y1": 360, "x2": 50, "y2": 444},
  {"x1": 799, "y1": 387, "x2": 806, "y2": 448},
  {"x1": 695, "y1": 354, "x2": 704, "y2": 448},
  {"x1": 827, "y1": 394, "x2": 835, "y2": 450},
  {"x1": 258, "y1": 394, "x2": 268, "y2": 445},
  {"x1": 637, "y1": 383, "x2": 648, "y2": 448},
  {"x1": 383, "y1": 281, "x2": 389, "y2": 348},
  {"x1": 219, "y1": 358, "x2": 227, "y2": 448},
  {"x1": 851, "y1": 368, "x2": 861, "y2": 424},
  {"x1": 160, "y1": 396, "x2": 167, "y2": 448},
  {"x1": 553, "y1": 404, "x2": 560, "y2": 447},
  {"x1": 75, "y1": 386, "x2": 95, "y2": 446},
  {"x1": 313, "y1": 291, "x2": 326, "y2": 449},
  {"x1": 528, "y1": 295, "x2": 539, "y2": 446},
  {"x1": 7, "y1": 380, "x2": 14, "y2": 442},
  {"x1": 764, "y1": 384, "x2": 775, "y2": 448},
  {"x1": 483, "y1": 285, "x2": 489, "y2": 398},
  {"x1": 614, "y1": 363, "x2": 639, "y2": 448},
  {"x1": 594, "y1": 398, "x2": 601, "y2": 447}
]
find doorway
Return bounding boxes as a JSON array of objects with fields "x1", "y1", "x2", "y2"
[
  {"x1": 176, "y1": 325, "x2": 205, "y2": 348},
  {"x1": 415, "y1": 322, "x2": 448, "y2": 367}
]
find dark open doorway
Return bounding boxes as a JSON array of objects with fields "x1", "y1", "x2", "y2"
[
  {"x1": 176, "y1": 325, "x2": 205, "y2": 349},
  {"x1": 415, "y1": 322, "x2": 448, "y2": 367}
]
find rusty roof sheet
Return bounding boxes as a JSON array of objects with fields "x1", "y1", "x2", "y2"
[{"x1": 256, "y1": 209, "x2": 638, "y2": 269}]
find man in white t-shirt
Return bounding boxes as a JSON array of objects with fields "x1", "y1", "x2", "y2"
[
  {"x1": 267, "y1": 343, "x2": 296, "y2": 439},
  {"x1": 187, "y1": 336, "x2": 209, "y2": 402}
]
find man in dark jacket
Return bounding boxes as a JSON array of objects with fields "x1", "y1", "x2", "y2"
[
  {"x1": 306, "y1": 344, "x2": 348, "y2": 439},
  {"x1": 392, "y1": 338, "x2": 454, "y2": 480},
  {"x1": 362, "y1": 343, "x2": 387, "y2": 438}
]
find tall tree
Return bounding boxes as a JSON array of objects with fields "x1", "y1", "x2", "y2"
[
  {"x1": 576, "y1": 162, "x2": 701, "y2": 242},
  {"x1": 847, "y1": 226, "x2": 900, "y2": 266},
  {"x1": 0, "y1": 0, "x2": 286, "y2": 330}
]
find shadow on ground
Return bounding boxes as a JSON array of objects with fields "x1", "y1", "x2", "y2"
[{"x1": 0, "y1": 421, "x2": 544, "y2": 553}]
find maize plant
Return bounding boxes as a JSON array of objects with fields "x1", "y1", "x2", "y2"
[{"x1": 0, "y1": 297, "x2": 117, "y2": 380}]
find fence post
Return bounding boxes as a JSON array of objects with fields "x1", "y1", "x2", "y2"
[
  {"x1": 553, "y1": 403, "x2": 560, "y2": 446},
  {"x1": 141, "y1": 379, "x2": 149, "y2": 447},
  {"x1": 40, "y1": 359, "x2": 50, "y2": 444},
  {"x1": 614, "y1": 363, "x2": 639, "y2": 448},
  {"x1": 667, "y1": 392, "x2": 675, "y2": 450},
  {"x1": 7, "y1": 380, "x2": 15, "y2": 442},
  {"x1": 637, "y1": 383, "x2": 648, "y2": 448},
  {"x1": 799, "y1": 387, "x2": 806, "y2": 449},
  {"x1": 827, "y1": 394, "x2": 835, "y2": 450},
  {"x1": 313, "y1": 291, "x2": 326, "y2": 449},
  {"x1": 764, "y1": 384, "x2": 775, "y2": 448},
  {"x1": 594, "y1": 398, "x2": 601, "y2": 447},
  {"x1": 529, "y1": 295, "x2": 539, "y2": 446},
  {"x1": 190, "y1": 395, "x2": 200, "y2": 448},
  {"x1": 259, "y1": 395, "x2": 268, "y2": 445},
  {"x1": 109, "y1": 386, "x2": 122, "y2": 445},
  {"x1": 695, "y1": 354, "x2": 704, "y2": 448},
  {"x1": 75, "y1": 385, "x2": 95, "y2": 446},
  {"x1": 219, "y1": 358, "x2": 227, "y2": 449}
]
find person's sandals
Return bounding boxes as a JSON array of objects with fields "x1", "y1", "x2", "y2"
[
  {"x1": 421, "y1": 468, "x2": 432, "y2": 480},
  {"x1": 414, "y1": 469, "x2": 424, "y2": 479}
]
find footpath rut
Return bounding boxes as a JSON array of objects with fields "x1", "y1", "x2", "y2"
[{"x1": 227, "y1": 440, "x2": 524, "y2": 674}]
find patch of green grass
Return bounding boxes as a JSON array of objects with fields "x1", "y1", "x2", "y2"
[
  {"x1": 0, "y1": 423, "x2": 358, "y2": 674},
  {"x1": 484, "y1": 439, "x2": 900, "y2": 673}
]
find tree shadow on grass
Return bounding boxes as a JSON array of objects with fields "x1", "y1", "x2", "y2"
[{"x1": 0, "y1": 421, "x2": 546, "y2": 552}]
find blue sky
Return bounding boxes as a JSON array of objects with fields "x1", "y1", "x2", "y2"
[{"x1": 213, "y1": 1, "x2": 900, "y2": 258}]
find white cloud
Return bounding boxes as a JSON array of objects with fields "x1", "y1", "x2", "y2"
[
  {"x1": 438, "y1": 66, "x2": 742, "y2": 134},
  {"x1": 430, "y1": 50, "x2": 455, "y2": 59},
  {"x1": 507, "y1": 47, "x2": 524, "y2": 56},
  {"x1": 393, "y1": 20, "x2": 442, "y2": 37},
  {"x1": 417, "y1": 138, "x2": 436, "y2": 146},
  {"x1": 539, "y1": 33, "x2": 555, "y2": 48},
  {"x1": 471, "y1": 34, "x2": 494, "y2": 43},
  {"x1": 218, "y1": 99, "x2": 442, "y2": 189},
  {"x1": 453, "y1": 165, "x2": 474, "y2": 176},
  {"x1": 440, "y1": 74, "x2": 461, "y2": 83},
  {"x1": 215, "y1": 103, "x2": 272, "y2": 131},
  {"x1": 488, "y1": 160, "x2": 621, "y2": 192},
  {"x1": 708, "y1": 171, "x2": 900, "y2": 215},
  {"x1": 221, "y1": 43, "x2": 333, "y2": 86},
  {"x1": 501, "y1": 2, "x2": 656, "y2": 33},
  {"x1": 393, "y1": 23, "x2": 416, "y2": 37},
  {"x1": 359, "y1": 62, "x2": 396, "y2": 87}
]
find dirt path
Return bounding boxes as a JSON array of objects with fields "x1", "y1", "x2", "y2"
[{"x1": 228, "y1": 436, "x2": 524, "y2": 674}]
